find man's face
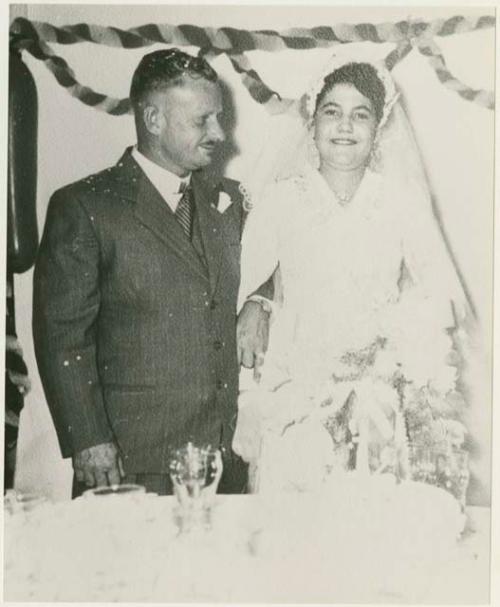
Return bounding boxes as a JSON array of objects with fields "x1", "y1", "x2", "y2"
[{"x1": 150, "y1": 75, "x2": 225, "y2": 176}]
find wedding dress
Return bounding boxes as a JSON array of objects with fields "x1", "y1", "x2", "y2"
[{"x1": 234, "y1": 55, "x2": 471, "y2": 493}]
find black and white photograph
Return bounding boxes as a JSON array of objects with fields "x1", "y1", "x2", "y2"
[{"x1": 3, "y1": 2, "x2": 496, "y2": 604}]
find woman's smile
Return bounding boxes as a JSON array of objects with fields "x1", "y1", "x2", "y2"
[{"x1": 331, "y1": 137, "x2": 357, "y2": 145}]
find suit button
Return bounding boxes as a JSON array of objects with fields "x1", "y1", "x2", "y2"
[
  {"x1": 214, "y1": 340, "x2": 223, "y2": 350},
  {"x1": 217, "y1": 380, "x2": 228, "y2": 390}
]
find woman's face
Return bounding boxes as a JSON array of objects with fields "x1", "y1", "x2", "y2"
[{"x1": 313, "y1": 82, "x2": 378, "y2": 171}]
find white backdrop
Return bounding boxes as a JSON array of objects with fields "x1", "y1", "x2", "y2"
[{"x1": 10, "y1": 4, "x2": 495, "y2": 502}]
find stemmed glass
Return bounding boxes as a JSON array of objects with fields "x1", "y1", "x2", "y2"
[{"x1": 169, "y1": 443, "x2": 223, "y2": 533}]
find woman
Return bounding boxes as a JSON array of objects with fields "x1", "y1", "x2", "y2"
[{"x1": 234, "y1": 57, "x2": 471, "y2": 493}]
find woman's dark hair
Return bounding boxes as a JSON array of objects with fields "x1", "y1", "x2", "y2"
[
  {"x1": 130, "y1": 48, "x2": 218, "y2": 109},
  {"x1": 314, "y1": 62, "x2": 386, "y2": 124}
]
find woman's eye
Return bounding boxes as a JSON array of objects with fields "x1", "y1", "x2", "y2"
[
  {"x1": 324, "y1": 108, "x2": 341, "y2": 118},
  {"x1": 353, "y1": 111, "x2": 370, "y2": 121}
]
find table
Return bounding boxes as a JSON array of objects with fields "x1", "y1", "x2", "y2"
[{"x1": 4, "y1": 489, "x2": 490, "y2": 603}]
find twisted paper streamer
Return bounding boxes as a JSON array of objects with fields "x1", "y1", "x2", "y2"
[
  {"x1": 11, "y1": 14, "x2": 494, "y2": 50},
  {"x1": 10, "y1": 18, "x2": 132, "y2": 114},
  {"x1": 415, "y1": 36, "x2": 494, "y2": 110},
  {"x1": 9, "y1": 14, "x2": 494, "y2": 116}
]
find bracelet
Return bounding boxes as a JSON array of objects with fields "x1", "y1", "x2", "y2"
[{"x1": 246, "y1": 295, "x2": 273, "y2": 315}]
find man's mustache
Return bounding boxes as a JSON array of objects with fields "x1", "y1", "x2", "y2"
[{"x1": 200, "y1": 140, "x2": 222, "y2": 148}]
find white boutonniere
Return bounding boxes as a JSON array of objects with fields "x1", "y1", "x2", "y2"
[{"x1": 214, "y1": 191, "x2": 233, "y2": 214}]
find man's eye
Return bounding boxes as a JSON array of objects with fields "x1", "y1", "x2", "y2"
[{"x1": 194, "y1": 117, "x2": 207, "y2": 127}]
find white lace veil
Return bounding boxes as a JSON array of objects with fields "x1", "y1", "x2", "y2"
[{"x1": 240, "y1": 49, "x2": 472, "y2": 326}]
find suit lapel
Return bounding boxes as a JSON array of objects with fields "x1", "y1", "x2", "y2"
[
  {"x1": 116, "y1": 151, "x2": 209, "y2": 282},
  {"x1": 192, "y1": 173, "x2": 226, "y2": 295}
]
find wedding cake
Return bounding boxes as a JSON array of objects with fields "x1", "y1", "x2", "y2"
[{"x1": 5, "y1": 476, "x2": 466, "y2": 603}]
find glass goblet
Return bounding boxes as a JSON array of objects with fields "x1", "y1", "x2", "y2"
[{"x1": 169, "y1": 443, "x2": 223, "y2": 533}]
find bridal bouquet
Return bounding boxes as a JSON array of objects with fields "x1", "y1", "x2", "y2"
[
  {"x1": 313, "y1": 325, "x2": 470, "y2": 503},
  {"x1": 235, "y1": 310, "x2": 470, "y2": 500}
]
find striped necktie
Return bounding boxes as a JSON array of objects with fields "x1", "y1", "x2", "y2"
[{"x1": 175, "y1": 181, "x2": 194, "y2": 239}]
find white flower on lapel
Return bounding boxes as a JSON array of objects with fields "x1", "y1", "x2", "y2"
[{"x1": 214, "y1": 191, "x2": 233, "y2": 214}]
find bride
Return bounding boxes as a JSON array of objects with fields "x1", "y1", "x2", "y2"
[{"x1": 234, "y1": 55, "x2": 471, "y2": 493}]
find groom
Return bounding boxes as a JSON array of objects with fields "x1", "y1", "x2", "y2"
[{"x1": 33, "y1": 48, "x2": 269, "y2": 497}]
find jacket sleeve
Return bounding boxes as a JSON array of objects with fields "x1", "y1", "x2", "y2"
[{"x1": 33, "y1": 188, "x2": 113, "y2": 458}]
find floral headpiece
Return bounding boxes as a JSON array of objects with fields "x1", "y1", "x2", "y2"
[{"x1": 304, "y1": 53, "x2": 400, "y2": 133}]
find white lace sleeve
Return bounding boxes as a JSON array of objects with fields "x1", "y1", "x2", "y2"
[{"x1": 237, "y1": 183, "x2": 282, "y2": 312}]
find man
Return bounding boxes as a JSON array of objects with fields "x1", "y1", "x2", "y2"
[{"x1": 33, "y1": 48, "x2": 267, "y2": 497}]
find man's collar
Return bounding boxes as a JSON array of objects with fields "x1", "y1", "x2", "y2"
[{"x1": 131, "y1": 147, "x2": 191, "y2": 196}]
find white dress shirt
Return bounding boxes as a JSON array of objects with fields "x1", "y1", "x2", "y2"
[{"x1": 131, "y1": 147, "x2": 190, "y2": 213}]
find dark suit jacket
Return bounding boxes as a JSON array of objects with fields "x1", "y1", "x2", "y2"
[{"x1": 33, "y1": 148, "x2": 245, "y2": 473}]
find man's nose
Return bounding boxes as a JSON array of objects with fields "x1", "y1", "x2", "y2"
[{"x1": 208, "y1": 118, "x2": 225, "y2": 142}]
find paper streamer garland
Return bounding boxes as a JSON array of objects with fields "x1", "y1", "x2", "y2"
[
  {"x1": 10, "y1": 18, "x2": 132, "y2": 114},
  {"x1": 10, "y1": 14, "x2": 494, "y2": 50},
  {"x1": 9, "y1": 14, "x2": 495, "y2": 116},
  {"x1": 415, "y1": 36, "x2": 494, "y2": 109}
]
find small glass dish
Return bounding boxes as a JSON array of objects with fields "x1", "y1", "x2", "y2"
[{"x1": 83, "y1": 483, "x2": 146, "y2": 498}]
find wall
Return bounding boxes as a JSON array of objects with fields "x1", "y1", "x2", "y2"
[{"x1": 10, "y1": 4, "x2": 495, "y2": 501}]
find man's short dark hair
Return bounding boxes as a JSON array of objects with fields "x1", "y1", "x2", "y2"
[{"x1": 130, "y1": 48, "x2": 218, "y2": 109}]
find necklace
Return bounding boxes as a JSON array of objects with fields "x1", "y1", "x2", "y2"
[
  {"x1": 332, "y1": 189, "x2": 353, "y2": 206},
  {"x1": 318, "y1": 167, "x2": 361, "y2": 206}
]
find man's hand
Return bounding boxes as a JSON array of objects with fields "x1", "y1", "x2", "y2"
[
  {"x1": 237, "y1": 300, "x2": 271, "y2": 382},
  {"x1": 73, "y1": 442, "x2": 124, "y2": 488}
]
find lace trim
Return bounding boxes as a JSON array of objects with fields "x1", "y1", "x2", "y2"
[{"x1": 239, "y1": 182, "x2": 253, "y2": 212}]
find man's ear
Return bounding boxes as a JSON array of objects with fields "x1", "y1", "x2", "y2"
[{"x1": 142, "y1": 103, "x2": 162, "y2": 136}]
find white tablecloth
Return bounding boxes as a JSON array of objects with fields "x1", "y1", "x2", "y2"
[{"x1": 4, "y1": 491, "x2": 490, "y2": 603}]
